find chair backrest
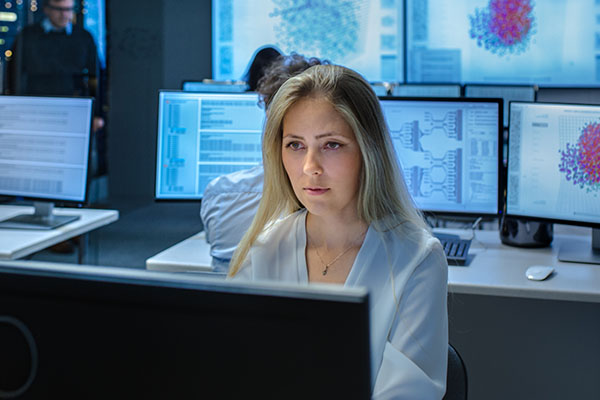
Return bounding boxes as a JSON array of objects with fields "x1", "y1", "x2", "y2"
[{"x1": 443, "y1": 343, "x2": 468, "y2": 400}]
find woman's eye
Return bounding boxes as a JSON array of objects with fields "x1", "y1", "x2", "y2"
[
  {"x1": 325, "y1": 142, "x2": 341, "y2": 150},
  {"x1": 286, "y1": 141, "x2": 304, "y2": 150}
]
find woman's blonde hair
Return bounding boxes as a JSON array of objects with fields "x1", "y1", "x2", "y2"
[{"x1": 228, "y1": 64, "x2": 425, "y2": 276}]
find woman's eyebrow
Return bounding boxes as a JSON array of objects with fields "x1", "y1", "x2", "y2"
[{"x1": 282, "y1": 132, "x2": 342, "y2": 139}]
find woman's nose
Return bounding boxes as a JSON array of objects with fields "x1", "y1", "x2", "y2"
[{"x1": 303, "y1": 148, "x2": 323, "y2": 176}]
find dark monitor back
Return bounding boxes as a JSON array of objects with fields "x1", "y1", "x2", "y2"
[{"x1": 0, "y1": 261, "x2": 371, "y2": 399}]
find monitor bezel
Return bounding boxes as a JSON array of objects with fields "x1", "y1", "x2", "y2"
[
  {"x1": 505, "y1": 100, "x2": 600, "y2": 229},
  {"x1": 0, "y1": 94, "x2": 94, "y2": 208},
  {"x1": 379, "y1": 96, "x2": 504, "y2": 217},
  {"x1": 153, "y1": 90, "x2": 264, "y2": 202}
]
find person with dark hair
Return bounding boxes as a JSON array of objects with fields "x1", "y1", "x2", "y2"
[
  {"x1": 256, "y1": 53, "x2": 326, "y2": 107},
  {"x1": 229, "y1": 64, "x2": 448, "y2": 398},
  {"x1": 7, "y1": 0, "x2": 99, "y2": 99},
  {"x1": 200, "y1": 53, "x2": 329, "y2": 271},
  {"x1": 242, "y1": 46, "x2": 283, "y2": 91}
]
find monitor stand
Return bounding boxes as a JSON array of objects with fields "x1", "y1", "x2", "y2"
[
  {"x1": 558, "y1": 228, "x2": 600, "y2": 265},
  {"x1": 0, "y1": 202, "x2": 80, "y2": 230}
]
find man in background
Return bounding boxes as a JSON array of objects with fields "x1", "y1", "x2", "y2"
[
  {"x1": 8, "y1": 0, "x2": 96, "y2": 94},
  {"x1": 7, "y1": 0, "x2": 103, "y2": 130},
  {"x1": 7, "y1": 0, "x2": 103, "y2": 253}
]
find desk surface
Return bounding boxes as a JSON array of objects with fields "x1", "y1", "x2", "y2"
[
  {"x1": 146, "y1": 231, "x2": 212, "y2": 272},
  {"x1": 0, "y1": 205, "x2": 119, "y2": 260},
  {"x1": 146, "y1": 226, "x2": 600, "y2": 303},
  {"x1": 445, "y1": 226, "x2": 600, "y2": 303}
]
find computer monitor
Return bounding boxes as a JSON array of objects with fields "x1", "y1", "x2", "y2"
[
  {"x1": 406, "y1": 0, "x2": 600, "y2": 87},
  {"x1": 212, "y1": 0, "x2": 405, "y2": 83},
  {"x1": 155, "y1": 91, "x2": 265, "y2": 200},
  {"x1": 0, "y1": 95, "x2": 93, "y2": 229},
  {"x1": 370, "y1": 83, "x2": 389, "y2": 97},
  {"x1": 379, "y1": 97, "x2": 503, "y2": 216},
  {"x1": 506, "y1": 101, "x2": 600, "y2": 264},
  {"x1": 0, "y1": 260, "x2": 371, "y2": 399},
  {"x1": 392, "y1": 84, "x2": 462, "y2": 98},
  {"x1": 465, "y1": 84, "x2": 536, "y2": 127},
  {"x1": 182, "y1": 80, "x2": 249, "y2": 93}
]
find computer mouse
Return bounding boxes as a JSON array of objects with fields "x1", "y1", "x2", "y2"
[{"x1": 525, "y1": 265, "x2": 555, "y2": 281}]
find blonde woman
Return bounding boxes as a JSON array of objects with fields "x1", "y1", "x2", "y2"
[{"x1": 229, "y1": 65, "x2": 448, "y2": 399}]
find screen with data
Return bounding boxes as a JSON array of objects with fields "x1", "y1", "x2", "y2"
[
  {"x1": 182, "y1": 81, "x2": 249, "y2": 93},
  {"x1": 212, "y1": 0, "x2": 404, "y2": 83},
  {"x1": 507, "y1": 102, "x2": 600, "y2": 226},
  {"x1": 155, "y1": 92, "x2": 265, "y2": 200},
  {"x1": 0, "y1": 95, "x2": 93, "y2": 203},
  {"x1": 379, "y1": 97, "x2": 502, "y2": 215},
  {"x1": 465, "y1": 85, "x2": 536, "y2": 127},
  {"x1": 392, "y1": 84, "x2": 462, "y2": 98},
  {"x1": 406, "y1": 0, "x2": 600, "y2": 86}
]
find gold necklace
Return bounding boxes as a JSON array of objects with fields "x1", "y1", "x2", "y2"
[{"x1": 312, "y1": 230, "x2": 367, "y2": 276}]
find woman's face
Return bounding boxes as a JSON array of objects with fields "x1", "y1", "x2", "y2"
[{"x1": 281, "y1": 97, "x2": 362, "y2": 220}]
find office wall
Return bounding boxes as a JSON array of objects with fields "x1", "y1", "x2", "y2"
[{"x1": 106, "y1": 0, "x2": 212, "y2": 202}]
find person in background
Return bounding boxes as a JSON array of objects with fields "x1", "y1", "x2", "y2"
[
  {"x1": 7, "y1": 0, "x2": 103, "y2": 253},
  {"x1": 242, "y1": 45, "x2": 282, "y2": 92},
  {"x1": 200, "y1": 53, "x2": 328, "y2": 271},
  {"x1": 229, "y1": 65, "x2": 448, "y2": 398},
  {"x1": 7, "y1": 0, "x2": 104, "y2": 132}
]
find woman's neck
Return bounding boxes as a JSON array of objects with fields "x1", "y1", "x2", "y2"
[{"x1": 306, "y1": 211, "x2": 368, "y2": 250}]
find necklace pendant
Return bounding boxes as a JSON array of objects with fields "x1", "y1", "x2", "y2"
[{"x1": 322, "y1": 265, "x2": 328, "y2": 276}]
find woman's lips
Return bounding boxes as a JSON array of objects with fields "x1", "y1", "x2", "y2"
[{"x1": 304, "y1": 187, "x2": 329, "y2": 195}]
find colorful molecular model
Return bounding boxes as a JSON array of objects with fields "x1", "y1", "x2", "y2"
[
  {"x1": 469, "y1": 0, "x2": 535, "y2": 56},
  {"x1": 559, "y1": 122, "x2": 600, "y2": 193}
]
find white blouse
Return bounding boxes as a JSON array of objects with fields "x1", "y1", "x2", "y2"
[{"x1": 234, "y1": 210, "x2": 448, "y2": 399}]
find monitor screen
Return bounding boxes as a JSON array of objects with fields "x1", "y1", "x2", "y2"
[
  {"x1": 212, "y1": 0, "x2": 404, "y2": 82},
  {"x1": 392, "y1": 84, "x2": 462, "y2": 98},
  {"x1": 506, "y1": 102, "x2": 600, "y2": 227},
  {"x1": 155, "y1": 91, "x2": 265, "y2": 200},
  {"x1": 182, "y1": 81, "x2": 249, "y2": 93},
  {"x1": 0, "y1": 95, "x2": 93, "y2": 204},
  {"x1": 370, "y1": 83, "x2": 389, "y2": 97},
  {"x1": 0, "y1": 260, "x2": 371, "y2": 398},
  {"x1": 379, "y1": 97, "x2": 502, "y2": 215},
  {"x1": 406, "y1": 1, "x2": 600, "y2": 86},
  {"x1": 83, "y1": 0, "x2": 107, "y2": 69},
  {"x1": 465, "y1": 85, "x2": 536, "y2": 127}
]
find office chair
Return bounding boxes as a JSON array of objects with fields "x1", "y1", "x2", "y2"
[{"x1": 443, "y1": 343, "x2": 468, "y2": 400}]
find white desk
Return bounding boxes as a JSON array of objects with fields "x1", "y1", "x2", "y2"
[
  {"x1": 146, "y1": 226, "x2": 600, "y2": 303},
  {"x1": 441, "y1": 227, "x2": 600, "y2": 303},
  {"x1": 146, "y1": 231, "x2": 213, "y2": 272},
  {"x1": 0, "y1": 205, "x2": 119, "y2": 261}
]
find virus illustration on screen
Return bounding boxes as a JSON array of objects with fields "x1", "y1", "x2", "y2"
[
  {"x1": 559, "y1": 122, "x2": 600, "y2": 193},
  {"x1": 270, "y1": 0, "x2": 361, "y2": 61},
  {"x1": 469, "y1": 0, "x2": 535, "y2": 56}
]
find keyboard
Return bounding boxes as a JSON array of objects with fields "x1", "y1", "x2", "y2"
[{"x1": 433, "y1": 233, "x2": 471, "y2": 266}]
